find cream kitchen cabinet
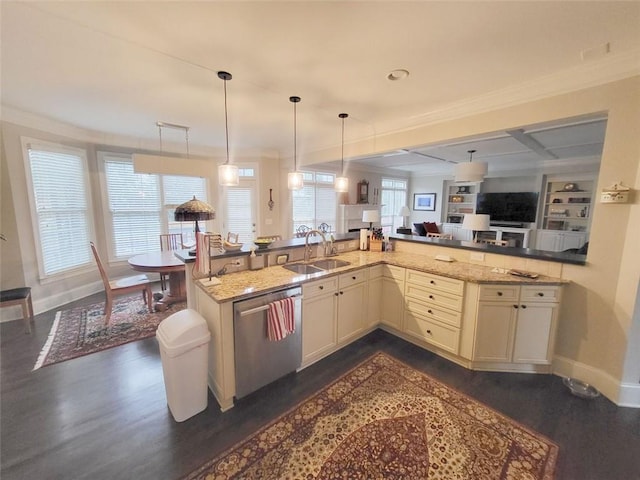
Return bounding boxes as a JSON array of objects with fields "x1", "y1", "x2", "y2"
[
  {"x1": 380, "y1": 265, "x2": 406, "y2": 330},
  {"x1": 403, "y1": 270, "x2": 465, "y2": 354},
  {"x1": 302, "y1": 276, "x2": 338, "y2": 366},
  {"x1": 302, "y1": 269, "x2": 368, "y2": 366},
  {"x1": 535, "y1": 230, "x2": 587, "y2": 252},
  {"x1": 366, "y1": 265, "x2": 384, "y2": 328},
  {"x1": 336, "y1": 269, "x2": 368, "y2": 344},
  {"x1": 470, "y1": 284, "x2": 561, "y2": 367}
]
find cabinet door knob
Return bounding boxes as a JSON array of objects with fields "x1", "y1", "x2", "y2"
[
  {"x1": 339, "y1": 291, "x2": 344, "y2": 295},
  {"x1": 497, "y1": 291, "x2": 503, "y2": 296},
  {"x1": 319, "y1": 285, "x2": 324, "y2": 290},
  {"x1": 521, "y1": 304, "x2": 527, "y2": 309},
  {"x1": 429, "y1": 295, "x2": 434, "y2": 299},
  {"x1": 513, "y1": 305, "x2": 519, "y2": 309},
  {"x1": 352, "y1": 276, "x2": 356, "y2": 280},
  {"x1": 537, "y1": 292, "x2": 544, "y2": 297},
  {"x1": 334, "y1": 292, "x2": 339, "y2": 296},
  {"x1": 430, "y1": 280, "x2": 436, "y2": 284},
  {"x1": 427, "y1": 309, "x2": 433, "y2": 314},
  {"x1": 426, "y1": 329, "x2": 432, "y2": 335}
]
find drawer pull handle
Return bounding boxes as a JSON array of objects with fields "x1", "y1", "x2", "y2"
[
  {"x1": 430, "y1": 280, "x2": 435, "y2": 284},
  {"x1": 429, "y1": 295, "x2": 434, "y2": 299},
  {"x1": 427, "y1": 309, "x2": 433, "y2": 314},
  {"x1": 537, "y1": 292, "x2": 544, "y2": 297},
  {"x1": 352, "y1": 276, "x2": 357, "y2": 280},
  {"x1": 426, "y1": 329, "x2": 432, "y2": 335},
  {"x1": 513, "y1": 305, "x2": 519, "y2": 309},
  {"x1": 319, "y1": 286, "x2": 324, "y2": 290},
  {"x1": 497, "y1": 291, "x2": 503, "y2": 296}
]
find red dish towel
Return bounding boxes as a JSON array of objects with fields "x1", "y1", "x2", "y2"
[{"x1": 267, "y1": 297, "x2": 296, "y2": 341}]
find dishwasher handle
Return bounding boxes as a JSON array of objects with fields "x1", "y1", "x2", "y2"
[{"x1": 238, "y1": 295, "x2": 304, "y2": 317}]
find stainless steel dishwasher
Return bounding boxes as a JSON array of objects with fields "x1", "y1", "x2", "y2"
[{"x1": 233, "y1": 285, "x2": 303, "y2": 399}]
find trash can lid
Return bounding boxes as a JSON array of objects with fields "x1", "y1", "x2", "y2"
[{"x1": 156, "y1": 309, "x2": 210, "y2": 357}]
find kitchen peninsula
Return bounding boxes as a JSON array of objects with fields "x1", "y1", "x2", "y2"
[{"x1": 183, "y1": 234, "x2": 572, "y2": 411}]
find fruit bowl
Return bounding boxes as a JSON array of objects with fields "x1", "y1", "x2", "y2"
[{"x1": 254, "y1": 239, "x2": 273, "y2": 249}]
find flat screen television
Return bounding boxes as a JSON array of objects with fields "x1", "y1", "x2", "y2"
[{"x1": 476, "y1": 192, "x2": 539, "y2": 223}]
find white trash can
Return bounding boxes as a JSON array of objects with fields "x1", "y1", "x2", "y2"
[{"x1": 156, "y1": 309, "x2": 211, "y2": 422}]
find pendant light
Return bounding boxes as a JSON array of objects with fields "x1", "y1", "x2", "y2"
[
  {"x1": 217, "y1": 71, "x2": 239, "y2": 186},
  {"x1": 334, "y1": 113, "x2": 349, "y2": 193},
  {"x1": 287, "y1": 96, "x2": 304, "y2": 190},
  {"x1": 454, "y1": 149, "x2": 488, "y2": 183}
]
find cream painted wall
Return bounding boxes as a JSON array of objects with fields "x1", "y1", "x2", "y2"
[{"x1": 307, "y1": 76, "x2": 640, "y2": 403}]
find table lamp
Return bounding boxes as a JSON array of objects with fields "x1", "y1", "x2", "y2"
[
  {"x1": 462, "y1": 214, "x2": 490, "y2": 243},
  {"x1": 398, "y1": 205, "x2": 410, "y2": 228},
  {"x1": 362, "y1": 210, "x2": 380, "y2": 231},
  {"x1": 174, "y1": 196, "x2": 216, "y2": 234}
]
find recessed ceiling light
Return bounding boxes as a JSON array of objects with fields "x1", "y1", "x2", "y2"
[{"x1": 387, "y1": 69, "x2": 410, "y2": 81}]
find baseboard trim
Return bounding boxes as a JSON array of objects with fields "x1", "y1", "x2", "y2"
[{"x1": 553, "y1": 354, "x2": 640, "y2": 408}]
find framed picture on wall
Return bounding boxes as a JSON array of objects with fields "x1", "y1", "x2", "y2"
[{"x1": 413, "y1": 193, "x2": 436, "y2": 211}]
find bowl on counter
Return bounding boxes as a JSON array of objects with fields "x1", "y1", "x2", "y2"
[
  {"x1": 254, "y1": 239, "x2": 273, "y2": 250},
  {"x1": 223, "y1": 241, "x2": 243, "y2": 251}
]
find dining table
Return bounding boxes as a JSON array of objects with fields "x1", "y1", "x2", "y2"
[{"x1": 128, "y1": 251, "x2": 186, "y2": 312}]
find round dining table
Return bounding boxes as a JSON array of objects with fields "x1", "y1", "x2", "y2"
[{"x1": 128, "y1": 251, "x2": 186, "y2": 311}]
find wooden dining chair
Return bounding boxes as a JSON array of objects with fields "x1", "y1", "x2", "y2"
[
  {"x1": 159, "y1": 233, "x2": 184, "y2": 291},
  {"x1": 90, "y1": 242, "x2": 153, "y2": 325}
]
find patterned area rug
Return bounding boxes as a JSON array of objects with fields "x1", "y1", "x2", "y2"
[
  {"x1": 184, "y1": 352, "x2": 558, "y2": 480},
  {"x1": 33, "y1": 295, "x2": 185, "y2": 370}
]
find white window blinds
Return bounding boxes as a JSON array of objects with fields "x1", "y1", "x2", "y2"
[
  {"x1": 381, "y1": 178, "x2": 408, "y2": 233},
  {"x1": 27, "y1": 145, "x2": 92, "y2": 277},
  {"x1": 102, "y1": 154, "x2": 207, "y2": 260},
  {"x1": 225, "y1": 186, "x2": 255, "y2": 243},
  {"x1": 292, "y1": 172, "x2": 336, "y2": 234}
]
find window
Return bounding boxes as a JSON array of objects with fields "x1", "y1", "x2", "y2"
[
  {"x1": 223, "y1": 167, "x2": 257, "y2": 244},
  {"x1": 292, "y1": 171, "x2": 336, "y2": 234},
  {"x1": 380, "y1": 178, "x2": 408, "y2": 234},
  {"x1": 24, "y1": 141, "x2": 93, "y2": 278},
  {"x1": 101, "y1": 153, "x2": 207, "y2": 260}
]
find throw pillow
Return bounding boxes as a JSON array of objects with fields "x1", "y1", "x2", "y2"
[
  {"x1": 413, "y1": 222, "x2": 427, "y2": 236},
  {"x1": 424, "y1": 222, "x2": 440, "y2": 234}
]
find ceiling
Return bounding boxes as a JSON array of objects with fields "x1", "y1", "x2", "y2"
[{"x1": 1, "y1": 2, "x2": 639, "y2": 174}]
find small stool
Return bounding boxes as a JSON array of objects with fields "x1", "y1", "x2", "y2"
[{"x1": 0, "y1": 287, "x2": 34, "y2": 333}]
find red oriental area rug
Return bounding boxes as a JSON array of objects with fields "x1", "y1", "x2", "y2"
[
  {"x1": 184, "y1": 352, "x2": 558, "y2": 479},
  {"x1": 33, "y1": 295, "x2": 185, "y2": 370}
]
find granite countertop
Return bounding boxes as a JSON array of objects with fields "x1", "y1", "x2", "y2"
[{"x1": 196, "y1": 250, "x2": 568, "y2": 304}]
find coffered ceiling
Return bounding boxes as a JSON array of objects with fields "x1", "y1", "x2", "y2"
[{"x1": 1, "y1": 2, "x2": 638, "y2": 173}]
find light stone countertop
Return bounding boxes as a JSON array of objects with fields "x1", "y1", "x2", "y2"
[{"x1": 196, "y1": 249, "x2": 568, "y2": 304}]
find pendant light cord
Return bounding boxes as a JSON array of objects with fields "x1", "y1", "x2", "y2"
[
  {"x1": 293, "y1": 100, "x2": 297, "y2": 171},
  {"x1": 339, "y1": 113, "x2": 348, "y2": 175},
  {"x1": 223, "y1": 77, "x2": 230, "y2": 166}
]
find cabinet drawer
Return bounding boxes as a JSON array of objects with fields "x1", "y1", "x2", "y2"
[
  {"x1": 404, "y1": 310, "x2": 460, "y2": 354},
  {"x1": 406, "y1": 270, "x2": 464, "y2": 295},
  {"x1": 339, "y1": 270, "x2": 367, "y2": 288},
  {"x1": 479, "y1": 285, "x2": 520, "y2": 302},
  {"x1": 382, "y1": 265, "x2": 405, "y2": 281},
  {"x1": 303, "y1": 277, "x2": 338, "y2": 299},
  {"x1": 405, "y1": 283, "x2": 463, "y2": 312},
  {"x1": 520, "y1": 285, "x2": 561, "y2": 303},
  {"x1": 405, "y1": 297, "x2": 462, "y2": 328}
]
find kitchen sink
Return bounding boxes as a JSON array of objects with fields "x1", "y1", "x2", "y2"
[
  {"x1": 282, "y1": 263, "x2": 323, "y2": 274},
  {"x1": 311, "y1": 259, "x2": 351, "y2": 270}
]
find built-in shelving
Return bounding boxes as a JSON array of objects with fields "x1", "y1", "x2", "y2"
[
  {"x1": 541, "y1": 178, "x2": 594, "y2": 232},
  {"x1": 444, "y1": 181, "x2": 480, "y2": 224}
]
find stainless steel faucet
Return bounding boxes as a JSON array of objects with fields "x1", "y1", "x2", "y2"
[{"x1": 304, "y1": 229, "x2": 326, "y2": 263}]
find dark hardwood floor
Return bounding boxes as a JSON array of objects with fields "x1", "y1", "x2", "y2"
[{"x1": 2, "y1": 291, "x2": 639, "y2": 479}]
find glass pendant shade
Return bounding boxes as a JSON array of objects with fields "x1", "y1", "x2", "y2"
[
  {"x1": 288, "y1": 171, "x2": 304, "y2": 190},
  {"x1": 217, "y1": 71, "x2": 239, "y2": 186},
  {"x1": 334, "y1": 175, "x2": 349, "y2": 192},
  {"x1": 218, "y1": 163, "x2": 239, "y2": 186}
]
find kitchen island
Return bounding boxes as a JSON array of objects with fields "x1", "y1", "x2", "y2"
[{"x1": 186, "y1": 240, "x2": 568, "y2": 411}]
